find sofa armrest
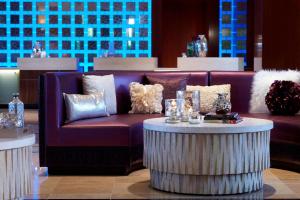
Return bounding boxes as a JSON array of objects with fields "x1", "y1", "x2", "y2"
[{"x1": 43, "y1": 73, "x2": 64, "y2": 146}]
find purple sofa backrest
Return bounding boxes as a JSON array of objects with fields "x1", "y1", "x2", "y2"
[
  {"x1": 44, "y1": 71, "x2": 209, "y2": 127},
  {"x1": 86, "y1": 71, "x2": 146, "y2": 114},
  {"x1": 210, "y1": 71, "x2": 255, "y2": 113},
  {"x1": 144, "y1": 71, "x2": 209, "y2": 86}
]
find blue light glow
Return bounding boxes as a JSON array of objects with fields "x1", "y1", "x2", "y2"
[
  {"x1": 219, "y1": 0, "x2": 247, "y2": 66},
  {"x1": 0, "y1": 0, "x2": 152, "y2": 72}
]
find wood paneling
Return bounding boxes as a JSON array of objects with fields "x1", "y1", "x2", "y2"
[
  {"x1": 152, "y1": 0, "x2": 219, "y2": 68},
  {"x1": 262, "y1": 0, "x2": 300, "y2": 70},
  {"x1": 19, "y1": 70, "x2": 72, "y2": 105},
  {"x1": 246, "y1": 0, "x2": 255, "y2": 70}
]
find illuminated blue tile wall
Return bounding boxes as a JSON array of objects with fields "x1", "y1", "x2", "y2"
[
  {"x1": 219, "y1": 0, "x2": 247, "y2": 65},
  {"x1": 0, "y1": 0, "x2": 152, "y2": 71}
]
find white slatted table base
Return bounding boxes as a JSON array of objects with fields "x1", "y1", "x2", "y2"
[
  {"x1": 0, "y1": 146, "x2": 33, "y2": 200},
  {"x1": 143, "y1": 129, "x2": 271, "y2": 195}
]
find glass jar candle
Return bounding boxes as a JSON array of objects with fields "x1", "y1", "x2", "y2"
[
  {"x1": 192, "y1": 90, "x2": 200, "y2": 113},
  {"x1": 176, "y1": 91, "x2": 186, "y2": 119},
  {"x1": 176, "y1": 90, "x2": 185, "y2": 100}
]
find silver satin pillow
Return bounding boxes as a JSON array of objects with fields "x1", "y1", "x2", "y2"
[{"x1": 63, "y1": 92, "x2": 109, "y2": 123}]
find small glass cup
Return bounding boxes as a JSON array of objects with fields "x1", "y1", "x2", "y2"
[
  {"x1": 189, "y1": 111, "x2": 203, "y2": 124},
  {"x1": 165, "y1": 99, "x2": 177, "y2": 117}
]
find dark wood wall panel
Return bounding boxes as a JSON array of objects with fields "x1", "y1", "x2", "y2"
[
  {"x1": 254, "y1": 0, "x2": 263, "y2": 58},
  {"x1": 152, "y1": 0, "x2": 219, "y2": 68},
  {"x1": 20, "y1": 70, "x2": 73, "y2": 106},
  {"x1": 262, "y1": 0, "x2": 300, "y2": 69}
]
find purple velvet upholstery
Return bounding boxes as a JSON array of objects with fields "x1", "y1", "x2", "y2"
[
  {"x1": 43, "y1": 71, "x2": 208, "y2": 146},
  {"x1": 59, "y1": 114, "x2": 162, "y2": 147},
  {"x1": 39, "y1": 70, "x2": 300, "y2": 174},
  {"x1": 241, "y1": 113, "x2": 300, "y2": 145},
  {"x1": 40, "y1": 71, "x2": 209, "y2": 174}
]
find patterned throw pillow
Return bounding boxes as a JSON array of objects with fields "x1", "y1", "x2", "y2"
[
  {"x1": 186, "y1": 84, "x2": 231, "y2": 113},
  {"x1": 129, "y1": 82, "x2": 163, "y2": 114}
]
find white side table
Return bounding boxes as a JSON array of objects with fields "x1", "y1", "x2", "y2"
[
  {"x1": 0, "y1": 128, "x2": 35, "y2": 199},
  {"x1": 143, "y1": 117, "x2": 273, "y2": 195}
]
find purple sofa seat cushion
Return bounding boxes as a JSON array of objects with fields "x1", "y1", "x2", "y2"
[
  {"x1": 126, "y1": 114, "x2": 163, "y2": 146},
  {"x1": 58, "y1": 114, "x2": 163, "y2": 147},
  {"x1": 241, "y1": 113, "x2": 300, "y2": 145}
]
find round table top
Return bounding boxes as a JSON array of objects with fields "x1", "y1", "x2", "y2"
[
  {"x1": 0, "y1": 128, "x2": 35, "y2": 150},
  {"x1": 143, "y1": 117, "x2": 273, "y2": 134}
]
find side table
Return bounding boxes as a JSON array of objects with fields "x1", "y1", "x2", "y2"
[{"x1": 0, "y1": 128, "x2": 35, "y2": 199}]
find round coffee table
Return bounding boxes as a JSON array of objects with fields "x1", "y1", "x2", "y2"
[
  {"x1": 143, "y1": 117, "x2": 273, "y2": 195},
  {"x1": 0, "y1": 128, "x2": 35, "y2": 199}
]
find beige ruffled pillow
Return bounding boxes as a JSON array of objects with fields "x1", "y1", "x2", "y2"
[
  {"x1": 186, "y1": 84, "x2": 231, "y2": 113},
  {"x1": 129, "y1": 82, "x2": 163, "y2": 114}
]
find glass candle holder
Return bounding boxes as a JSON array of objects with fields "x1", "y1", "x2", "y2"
[
  {"x1": 165, "y1": 99, "x2": 177, "y2": 117},
  {"x1": 176, "y1": 99, "x2": 184, "y2": 118},
  {"x1": 176, "y1": 90, "x2": 185, "y2": 100},
  {"x1": 176, "y1": 90, "x2": 188, "y2": 120},
  {"x1": 189, "y1": 111, "x2": 202, "y2": 124},
  {"x1": 192, "y1": 90, "x2": 200, "y2": 113}
]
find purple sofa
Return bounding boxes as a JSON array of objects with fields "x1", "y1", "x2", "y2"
[{"x1": 39, "y1": 71, "x2": 300, "y2": 175}]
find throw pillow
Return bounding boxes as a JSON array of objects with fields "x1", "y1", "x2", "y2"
[
  {"x1": 146, "y1": 75, "x2": 188, "y2": 103},
  {"x1": 265, "y1": 80, "x2": 300, "y2": 115},
  {"x1": 129, "y1": 82, "x2": 163, "y2": 114},
  {"x1": 249, "y1": 70, "x2": 300, "y2": 113},
  {"x1": 63, "y1": 92, "x2": 109, "y2": 123},
  {"x1": 82, "y1": 74, "x2": 117, "y2": 114},
  {"x1": 186, "y1": 84, "x2": 231, "y2": 113}
]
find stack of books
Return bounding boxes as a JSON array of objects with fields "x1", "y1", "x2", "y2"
[{"x1": 204, "y1": 112, "x2": 243, "y2": 124}]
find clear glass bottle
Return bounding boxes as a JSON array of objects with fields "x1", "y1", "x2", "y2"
[{"x1": 8, "y1": 93, "x2": 24, "y2": 128}]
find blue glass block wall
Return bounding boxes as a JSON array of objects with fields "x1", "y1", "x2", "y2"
[
  {"x1": 219, "y1": 0, "x2": 247, "y2": 66},
  {"x1": 0, "y1": 0, "x2": 152, "y2": 72}
]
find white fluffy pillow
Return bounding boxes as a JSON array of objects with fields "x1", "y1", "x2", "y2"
[
  {"x1": 129, "y1": 82, "x2": 163, "y2": 114},
  {"x1": 250, "y1": 70, "x2": 300, "y2": 113},
  {"x1": 186, "y1": 84, "x2": 231, "y2": 113},
  {"x1": 82, "y1": 74, "x2": 117, "y2": 114}
]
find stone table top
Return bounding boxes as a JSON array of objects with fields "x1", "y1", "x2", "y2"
[
  {"x1": 0, "y1": 128, "x2": 35, "y2": 150},
  {"x1": 143, "y1": 117, "x2": 273, "y2": 134}
]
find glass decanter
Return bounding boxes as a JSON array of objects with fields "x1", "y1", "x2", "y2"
[{"x1": 8, "y1": 93, "x2": 24, "y2": 128}]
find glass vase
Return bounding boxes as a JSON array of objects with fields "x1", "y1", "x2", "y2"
[
  {"x1": 214, "y1": 93, "x2": 232, "y2": 115},
  {"x1": 199, "y1": 35, "x2": 208, "y2": 57}
]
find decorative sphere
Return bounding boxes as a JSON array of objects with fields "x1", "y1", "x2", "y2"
[{"x1": 265, "y1": 80, "x2": 300, "y2": 115}]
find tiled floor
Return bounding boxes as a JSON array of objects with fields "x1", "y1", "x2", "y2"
[
  {"x1": 25, "y1": 154, "x2": 300, "y2": 199},
  {"x1": 4, "y1": 109, "x2": 299, "y2": 199}
]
